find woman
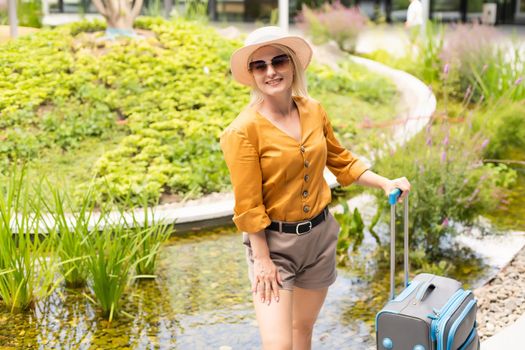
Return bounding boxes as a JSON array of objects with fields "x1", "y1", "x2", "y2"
[{"x1": 220, "y1": 26, "x2": 410, "y2": 350}]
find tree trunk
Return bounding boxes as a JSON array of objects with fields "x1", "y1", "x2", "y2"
[{"x1": 92, "y1": 0, "x2": 144, "y2": 32}]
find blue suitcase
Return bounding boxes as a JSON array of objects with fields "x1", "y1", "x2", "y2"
[{"x1": 375, "y1": 190, "x2": 480, "y2": 350}]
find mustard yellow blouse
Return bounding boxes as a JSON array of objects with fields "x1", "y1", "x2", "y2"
[{"x1": 220, "y1": 96, "x2": 369, "y2": 233}]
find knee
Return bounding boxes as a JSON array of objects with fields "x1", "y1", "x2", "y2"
[
  {"x1": 292, "y1": 319, "x2": 314, "y2": 336},
  {"x1": 262, "y1": 336, "x2": 292, "y2": 350}
]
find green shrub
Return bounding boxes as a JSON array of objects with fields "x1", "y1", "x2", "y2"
[
  {"x1": 371, "y1": 114, "x2": 515, "y2": 257},
  {"x1": 477, "y1": 101, "x2": 525, "y2": 160}
]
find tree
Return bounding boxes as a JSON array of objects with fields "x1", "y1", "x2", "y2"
[{"x1": 91, "y1": 0, "x2": 145, "y2": 31}]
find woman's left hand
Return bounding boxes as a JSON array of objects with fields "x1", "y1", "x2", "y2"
[{"x1": 382, "y1": 177, "x2": 411, "y2": 203}]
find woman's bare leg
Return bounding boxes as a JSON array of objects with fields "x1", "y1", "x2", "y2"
[
  {"x1": 292, "y1": 286, "x2": 328, "y2": 350},
  {"x1": 253, "y1": 289, "x2": 293, "y2": 350}
]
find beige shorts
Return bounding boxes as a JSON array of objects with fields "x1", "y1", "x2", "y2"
[{"x1": 242, "y1": 211, "x2": 341, "y2": 291}]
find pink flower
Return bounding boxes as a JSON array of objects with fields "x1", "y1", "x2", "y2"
[
  {"x1": 442, "y1": 217, "x2": 449, "y2": 228},
  {"x1": 441, "y1": 151, "x2": 447, "y2": 163},
  {"x1": 481, "y1": 139, "x2": 489, "y2": 149},
  {"x1": 515, "y1": 77, "x2": 523, "y2": 85},
  {"x1": 443, "y1": 63, "x2": 449, "y2": 75},
  {"x1": 443, "y1": 133, "x2": 449, "y2": 146},
  {"x1": 426, "y1": 137, "x2": 432, "y2": 146}
]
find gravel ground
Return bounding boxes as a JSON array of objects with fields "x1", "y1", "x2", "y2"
[{"x1": 475, "y1": 244, "x2": 525, "y2": 340}]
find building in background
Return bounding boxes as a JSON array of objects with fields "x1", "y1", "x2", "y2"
[{"x1": 44, "y1": 0, "x2": 524, "y2": 25}]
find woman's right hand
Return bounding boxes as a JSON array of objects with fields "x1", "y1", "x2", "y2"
[{"x1": 253, "y1": 256, "x2": 283, "y2": 306}]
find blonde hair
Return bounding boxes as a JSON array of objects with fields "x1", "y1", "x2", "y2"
[{"x1": 247, "y1": 43, "x2": 310, "y2": 106}]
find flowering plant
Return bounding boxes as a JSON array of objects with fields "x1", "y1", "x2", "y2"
[{"x1": 296, "y1": 1, "x2": 368, "y2": 53}]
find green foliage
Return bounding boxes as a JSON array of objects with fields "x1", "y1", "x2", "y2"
[
  {"x1": 85, "y1": 224, "x2": 135, "y2": 321},
  {"x1": 0, "y1": 0, "x2": 43, "y2": 28},
  {"x1": 308, "y1": 61, "x2": 397, "y2": 104},
  {"x1": 175, "y1": 0, "x2": 209, "y2": 21},
  {"x1": 144, "y1": 0, "x2": 163, "y2": 17},
  {"x1": 1, "y1": 18, "x2": 397, "y2": 205},
  {"x1": 441, "y1": 24, "x2": 525, "y2": 103},
  {"x1": 0, "y1": 168, "x2": 59, "y2": 312},
  {"x1": 333, "y1": 202, "x2": 366, "y2": 265},
  {"x1": 68, "y1": 19, "x2": 107, "y2": 35},
  {"x1": 123, "y1": 199, "x2": 173, "y2": 277},
  {"x1": 371, "y1": 114, "x2": 515, "y2": 257},
  {"x1": 41, "y1": 185, "x2": 98, "y2": 288},
  {"x1": 477, "y1": 101, "x2": 525, "y2": 161},
  {"x1": 17, "y1": 0, "x2": 42, "y2": 28}
]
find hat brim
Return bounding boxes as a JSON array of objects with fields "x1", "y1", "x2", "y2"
[{"x1": 230, "y1": 36, "x2": 313, "y2": 87}]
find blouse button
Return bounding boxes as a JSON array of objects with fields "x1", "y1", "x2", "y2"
[
  {"x1": 302, "y1": 190, "x2": 308, "y2": 198},
  {"x1": 300, "y1": 145, "x2": 306, "y2": 153},
  {"x1": 303, "y1": 205, "x2": 310, "y2": 213},
  {"x1": 304, "y1": 174, "x2": 309, "y2": 182},
  {"x1": 304, "y1": 160, "x2": 310, "y2": 168}
]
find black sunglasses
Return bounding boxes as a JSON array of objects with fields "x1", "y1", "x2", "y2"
[{"x1": 248, "y1": 54, "x2": 291, "y2": 74}]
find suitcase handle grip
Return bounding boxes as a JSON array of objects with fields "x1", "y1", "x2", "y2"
[
  {"x1": 388, "y1": 188, "x2": 402, "y2": 205},
  {"x1": 415, "y1": 282, "x2": 436, "y2": 303}
]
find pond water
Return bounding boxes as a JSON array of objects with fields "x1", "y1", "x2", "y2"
[{"x1": 0, "y1": 220, "x2": 487, "y2": 350}]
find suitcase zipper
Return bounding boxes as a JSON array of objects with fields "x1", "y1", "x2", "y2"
[
  {"x1": 430, "y1": 290, "x2": 470, "y2": 341},
  {"x1": 446, "y1": 299, "x2": 477, "y2": 350},
  {"x1": 434, "y1": 290, "x2": 472, "y2": 350},
  {"x1": 430, "y1": 289, "x2": 464, "y2": 340}
]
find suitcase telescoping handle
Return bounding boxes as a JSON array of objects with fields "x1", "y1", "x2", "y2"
[{"x1": 388, "y1": 188, "x2": 409, "y2": 301}]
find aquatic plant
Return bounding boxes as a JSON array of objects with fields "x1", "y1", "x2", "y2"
[
  {"x1": 0, "y1": 168, "x2": 59, "y2": 312},
  {"x1": 124, "y1": 201, "x2": 172, "y2": 277},
  {"x1": 85, "y1": 223, "x2": 137, "y2": 321},
  {"x1": 41, "y1": 184, "x2": 99, "y2": 288}
]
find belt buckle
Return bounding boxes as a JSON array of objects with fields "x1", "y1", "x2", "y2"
[{"x1": 296, "y1": 221, "x2": 312, "y2": 235}]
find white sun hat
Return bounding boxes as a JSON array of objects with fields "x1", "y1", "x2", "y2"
[{"x1": 230, "y1": 26, "x2": 313, "y2": 87}]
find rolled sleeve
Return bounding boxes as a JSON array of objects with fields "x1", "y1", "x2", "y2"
[
  {"x1": 323, "y1": 108, "x2": 369, "y2": 186},
  {"x1": 220, "y1": 128, "x2": 271, "y2": 233}
]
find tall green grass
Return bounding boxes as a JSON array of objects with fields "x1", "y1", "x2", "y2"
[
  {"x1": 41, "y1": 185, "x2": 98, "y2": 288},
  {"x1": 127, "y1": 205, "x2": 172, "y2": 277},
  {"x1": 85, "y1": 223, "x2": 137, "y2": 321},
  {"x1": 85, "y1": 204, "x2": 171, "y2": 321},
  {"x1": 0, "y1": 168, "x2": 59, "y2": 312}
]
